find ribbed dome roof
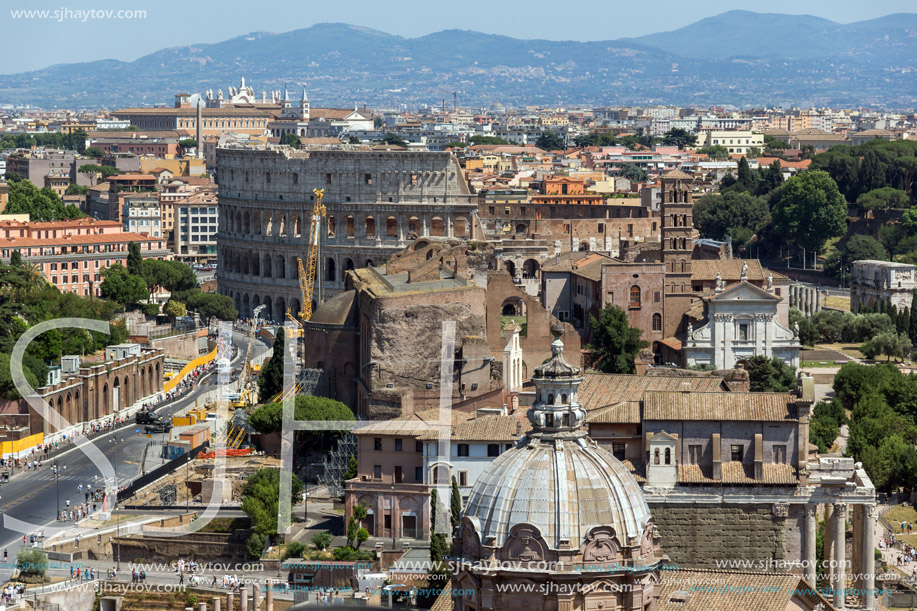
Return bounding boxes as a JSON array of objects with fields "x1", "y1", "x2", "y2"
[{"x1": 464, "y1": 436, "x2": 651, "y2": 549}]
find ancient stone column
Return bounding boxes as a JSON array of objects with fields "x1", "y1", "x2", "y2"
[
  {"x1": 265, "y1": 579, "x2": 274, "y2": 611},
  {"x1": 253, "y1": 582, "x2": 261, "y2": 610},
  {"x1": 213, "y1": 597, "x2": 221, "y2": 611},
  {"x1": 834, "y1": 503, "x2": 847, "y2": 610},
  {"x1": 198, "y1": 603, "x2": 207, "y2": 611},
  {"x1": 227, "y1": 592, "x2": 234, "y2": 611},
  {"x1": 863, "y1": 504, "x2": 876, "y2": 610},
  {"x1": 804, "y1": 505, "x2": 817, "y2": 586},
  {"x1": 241, "y1": 586, "x2": 249, "y2": 611},
  {"x1": 815, "y1": 290, "x2": 822, "y2": 313}
]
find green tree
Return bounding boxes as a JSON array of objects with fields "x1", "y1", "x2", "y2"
[
  {"x1": 693, "y1": 191, "x2": 769, "y2": 249},
  {"x1": 660, "y1": 128, "x2": 696, "y2": 149},
  {"x1": 382, "y1": 133, "x2": 409, "y2": 147},
  {"x1": 4, "y1": 178, "x2": 83, "y2": 221},
  {"x1": 771, "y1": 170, "x2": 847, "y2": 253},
  {"x1": 163, "y1": 300, "x2": 186, "y2": 320},
  {"x1": 311, "y1": 532, "x2": 333, "y2": 551},
  {"x1": 789, "y1": 308, "x2": 819, "y2": 347},
  {"x1": 258, "y1": 328, "x2": 286, "y2": 403},
  {"x1": 65, "y1": 184, "x2": 89, "y2": 196},
  {"x1": 241, "y1": 468, "x2": 304, "y2": 558},
  {"x1": 619, "y1": 165, "x2": 648, "y2": 183},
  {"x1": 346, "y1": 502, "x2": 369, "y2": 548},
  {"x1": 83, "y1": 146, "x2": 105, "y2": 159},
  {"x1": 468, "y1": 135, "x2": 511, "y2": 146},
  {"x1": 450, "y1": 475, "x2": 462, "y2": 534},
  {"x1": 281, "y1": 541, "x2": 306, "y2": 561},
  {"x1": 99, "y1": 263, "x2": 148, "y2": 307},
  {"x1": 862, "y1": 332, "x2": 912, "y2": 361},
  {"x1": 280, "y1": 133, "x2": 300, "y2": 147},
  {"x1": 736, "y1": 156, "x2": 757, "y2": 192},
  {"x1": 902, "y1": 208, "x2": 917, "y2": 237},
  {"x1": 573, "y1": 133, "x2": 618, "y2": 147},
  {"x1": 535, "y1": 132, "x2": 564, "y2": 151},
  {"x1": 587, "y1": 305, "x2": 648, "y2": 373},
  {"x1": 127, "y1": 241, "x2": 143, "y2": 276},
  {"x1": 178, "y1": 138, "x2": 198, "y2": 149},
  {"x1": 696, "y1": 145, "x2": 730, "y2": 160},
  {"x1": 809, "y1": 399, "x2": 847, "y2": 453},
  {"x1": 856, "y1": 187, "x2": 909, "y2": 213},
  {"x1": 825, "y1": 235, "x2": 886, "y2": 278},
  {"x1": 746, "y1": 355, "x2": 796, "y2": 392},
  {"x1": 16, "y1": 548, "x2": 48, "y2": 583},
  {"x1": 185, "y1": 291, "x2": 238, "y2": 324},
  {"x1": 9, "y1": 251, "x2": 22, "y2": 267},
  {"x1": 343, "y1": 455, "x2": 358, "y2": 488},
  {"x1": 249, "y1": 394, "x2": 354, "y2": 435}
]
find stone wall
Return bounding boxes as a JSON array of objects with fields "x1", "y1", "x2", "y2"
[
  {"x1": 149, "y1": 330, "x2": 208, "y2": 361},
  {"x1": 650, "y1": 503, "x2": 787, "y2": 570}
]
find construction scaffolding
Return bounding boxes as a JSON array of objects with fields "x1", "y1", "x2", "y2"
[{"x1": 318, "y1": 433, "x2": 358, "y2": 498}]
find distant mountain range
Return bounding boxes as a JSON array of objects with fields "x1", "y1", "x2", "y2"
[{"x1": 2, "y1": 10, "x2": 916, "y2": 109}]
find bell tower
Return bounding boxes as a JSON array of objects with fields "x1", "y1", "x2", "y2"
[{"x1": 661, "y1": 170, "x2": 697, "y2": 337}]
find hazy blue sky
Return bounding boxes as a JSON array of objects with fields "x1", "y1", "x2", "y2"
[{"x1": 2, "y1": 0, "x2": 914, "y2": 73}]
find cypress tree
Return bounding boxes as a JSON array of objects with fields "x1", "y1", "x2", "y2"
[
  {"x1": 450, "y1": 475, "x2": 462, "y2": 534},
  {"x1": 910, "y1": 297, "x2": 917, "y2": 343},
  {"x1": 258, "y1": 328, "x2": 286, "y2": 403},
  {"x1": 9, "y1": 250, "x2": 22, "y2": 267},
  {"x1": 127, "y1": 241, "x2": 143, "y2": 276}
]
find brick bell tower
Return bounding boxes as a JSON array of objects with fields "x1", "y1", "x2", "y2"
[{"x1": 660, "y1": 170, "x2": 697, "y2": 339}]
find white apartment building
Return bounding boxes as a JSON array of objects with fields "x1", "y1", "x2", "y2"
[
  {"x1": 121, "y1": 195, "x2": 162, "y2": 238},
  {"x1": 701, "y1": 130, "x2": 765, "y2": 156}
]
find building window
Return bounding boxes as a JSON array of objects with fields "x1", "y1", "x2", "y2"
[
  {"x1": 373, "y1": 465, "x2": 382, "y2": 479},
  {"x1": 326, "y1": 173, "x2": 334, "y2": 184},
  {"x1": 739, "y1": 323, "x2": 749, "y2": 341},
  {"x1": 629, "y1": 285, "x2": 641, "y2": 308},
  {"x1": 774, "y1": 445, "x2": 787, "y2": 464},
  {"x1": 457, "y1": 444, "x2": 469, "y2": 457},
  {"x1": 459, "y1": 471, "x2": 468, "y2": 486},
  {"x1": 652, "y1": 313, "x2": 662, "y2": 331},
  {"x1": 654, "y1": 291, "x2": 660, "y2": 303},
  {"x1": 373, "y1": 437, "x2": 382, "y2": 451},
  {"x1": 415, "y1": 467, "x2": 423, "y2": 482},
  {"x1": 612, "y1": 443, "x2": 626, "y2": 461},
  {"x1": 394, "y1": 439, "x2": 402, "y2": 452},
  {"x1": 487, "y1": 444, "x2": 499, "y2": 457},
  {"x1": 689, "y1": 444, "x2": 702, "y2": 465},
  {"x1": 364, "y1": 173, "x2": 372, "y2": 185},
  {"x1": 731, "y1": 445, "x2": 743, "y2": 462},
  {"x1": 410, "y1": 173, "x2": 418, "y2": 185},
  {"x1": 416, "y1": 441, "x2": 423, "y2": 453}
]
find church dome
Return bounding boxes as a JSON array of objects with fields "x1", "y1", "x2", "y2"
[{"x1": 463, "y1": 325, "x2": 652, "y2": 550}]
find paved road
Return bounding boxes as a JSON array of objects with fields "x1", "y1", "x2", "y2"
[{"x1": 0, "y1": 329, "x2": 269, "y2": 575}]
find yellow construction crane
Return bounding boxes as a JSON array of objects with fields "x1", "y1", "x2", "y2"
[{"x1": 297, "y1": 188, "x2": 326, "y2": 322}]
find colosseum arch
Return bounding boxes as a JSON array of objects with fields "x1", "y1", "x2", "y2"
[
  {"x1": 326, "y1": 257, "x2": 336, "y2": 282},
  {"x1": 345, "y1": 216, "x2": 355, "y2": 238},
  {"x1": 408, "y1": 216, "x2": 420, "y2": 238},
  {"x1": 294, "y1": 215, "x2": 303, "y2": 237},
  {"x1": 365, "y1": 216, "x2": 376, "y2": 238},
  {"x1": 123, "y1": 375, "x2": 131, "y2": 407},
  {"x1": 252, "y1": 294, "x2": 261, "y2": 312},
  {"x1": 262, "y1": 254, "x2": 273, "y2": 277},
  {"x1": 327, "y1": 216, "x2": 336, "y2": 238},
  {"x1": 278, "y1": 215, "x2": 287, "y2": 237},
  {"x1": 344, "y1": 258, "x2": 354, "y2": 271},
  {"x1": 290, "y1": 298, "x2": 301, "y2": 318},
  {"x1": 253, "y1": 211, "x2": 262, "y2": 235},
  {"x1": 234, "y1": 293, "x2": 242, "y2": 313},
  {"x1": 275, "y1": 297, "x2": 286, "y2": 322},
  {"x1": 235, "y1": 211, "x2": 242, "y2": 233},
  {"x1": 263, "y1": 296, "x2": 273, "y2": 321},
  {"x1": 522, "y1": 259, "x2": 540, "y2": 279},
  {"x1": 276, "y1": 256, "x2": 286, "y2": 279},
  {"x1": 243, "y1": 294, "x2": 251, "y2": 316},
  {"x1": 431, "y1": 217, "x2": 445, "y2": 237},
  {"x1": 505, "y1": 260, "x2": 517, "y2": 277},
  {"x1": 386, "y1": 216, "x2": 398, "y2": 238},
  {"x1": 264, "y1": 214, "x2": 273, "y2": 236}
]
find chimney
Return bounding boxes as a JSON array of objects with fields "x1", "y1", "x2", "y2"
[{"x1": 515, "y1": 420, "x2": 522, "y2": 435}]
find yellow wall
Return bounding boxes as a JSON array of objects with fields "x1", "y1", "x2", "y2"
[
  {"x1": 164, "y1": 348, "x2": 217, "y2": 393},
  {"x1": 140, "y1": 157, "x2": 208, "y2": 177},
  {"x1": 0, "y1": 432, "x2": 43, "y2": 456}
]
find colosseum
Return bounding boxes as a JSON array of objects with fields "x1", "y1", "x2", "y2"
[{"x1": 215, "y1": 144, "x2": 478, "y2": 321}]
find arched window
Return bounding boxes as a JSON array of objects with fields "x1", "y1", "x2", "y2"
[
  {"x1": 561, "y1": 393, "x2": 568, "y2": 404},
  {"x1": 652, "y1": 313, "x2": 662, "y2": 331},
  {"x1": 654, "y1": 448, "x2": 660, "y2": 465},
  {"x1": 630, "y1": 285, "x2": 641, "y2": 307},
  {"x1": 547, "y1": 393, "x2": 554, "y2": 404},
  {"x1": 664, "y1": 448, "x2": 671, "y2": 465}
]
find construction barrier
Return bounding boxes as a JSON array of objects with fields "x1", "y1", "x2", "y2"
[
  {"x1": 0, "y1": 432, "x2": 44, "y2": 456},
  {"x1": 197, "y1": 448, "x2": 251, "y2": 459},
  {"x1": 163, "y1": 347, "x2": 217, "y2": 393}
]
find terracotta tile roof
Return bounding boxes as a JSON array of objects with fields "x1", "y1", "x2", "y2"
[
  {"x1": 661, "y1": 169, "x2": 693, "y2": 180},
  {"x1": 113, "y1": 107, "x2": 270, "y2": 117},
  {"x1": 677, "y1": 462, "x2": 798, "y2": 485},
  {"x1": 437, "y1": 414, "x2": 530, "y2": 441},
  {"x1": 572, "y1": 256, "x2": 607, "y2": 281},
  {"x1": 587, "y1": 401, "x2": 642, "y2": 424},
  {"x1": 0, "y1": 231, "x2": 166, "y2": 248},
  {"x1": 579, "y1": 373, "x2": 725, "y2": 413},
  {"x1": 690, "y1": 259, "x2": 787, "y2": 283},
  {"x1": 621, "y1": 459, "x2": 645, "y2": 483},
  {"x1": 352, "y1": 408, "x2": 473, "y2": 437},
  {"x1": 429, "y1": 580, "x2": 452, "y2": 611},
  {"x1": 0, "y1": 218, "x2": 120, "y2": 230},
  {"x1": 657, "y1": 568, "x2": 833, "y2": 610},
  {"x1": 644, "y1": 391, "x2": 797, "y2": 422}
]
